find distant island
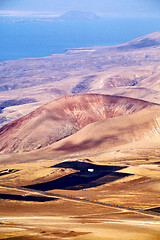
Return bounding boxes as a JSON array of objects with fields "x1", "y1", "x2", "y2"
[
  {"x1": 59, "y1": 10, "x2": 100, "y2": 20},
  {"x1": 0, "y1": 10, "x2": 99, "y2": 23}
]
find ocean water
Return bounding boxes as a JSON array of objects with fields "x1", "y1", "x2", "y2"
[{"x1": 0, "y1": 17, "x2": 160, "y2": 62}]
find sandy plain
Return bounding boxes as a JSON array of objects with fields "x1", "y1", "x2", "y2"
[{"x1": 0, "y1": 151, "x2": 160, "y2": 240}]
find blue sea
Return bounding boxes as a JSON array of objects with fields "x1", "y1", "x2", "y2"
[{"x1": 0, "y1": 17, "x2": 160, "y2": 62}]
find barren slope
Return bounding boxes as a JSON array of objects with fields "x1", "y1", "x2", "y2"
[
  {"x1": 0, "y1": 93, "x2": 154, "y2": 154},
  {"x1": 36, "y1": 104, "x2": 160, "y2": 158}
]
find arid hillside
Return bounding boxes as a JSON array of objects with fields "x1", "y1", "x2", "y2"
[
  {"x1": 0, "y1": 93, "x2": 154, "y2": 154},
  {"x1": 46, "y1": 104, "x2": 160, "y2": 156},
  {"x1": 7, "y1": 102, "x2": 159, "y2": 163}
]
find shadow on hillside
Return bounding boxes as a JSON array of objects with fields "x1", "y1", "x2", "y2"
[{"x1": 25, "y1": 161, "x2": 130, "y2": 191}]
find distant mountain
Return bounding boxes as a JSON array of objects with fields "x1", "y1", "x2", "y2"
[
  {"x1": 117, "y1": 31, "x2": 160, "y2": 50},
  {"x1": 59, "y1": 11, "x2": 100, "y2": 20}
]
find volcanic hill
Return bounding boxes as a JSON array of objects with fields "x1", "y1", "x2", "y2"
[{"x1": 0, "y1": 93, "x2": 157, "y2": 154}]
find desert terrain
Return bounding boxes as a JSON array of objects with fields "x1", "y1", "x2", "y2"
[
  {"x1": 1, "y1": 31, "x2": 160, "y2": 126},
  {"x1": 0, "y1": 32, "x2": 160, "y2": 239}
]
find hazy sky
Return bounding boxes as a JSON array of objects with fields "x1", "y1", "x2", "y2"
[{"x1": 0, "y1": 0, "x2": 160, "y2": 17}]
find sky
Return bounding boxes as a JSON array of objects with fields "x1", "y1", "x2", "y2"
[{"x1": 0, "y1": 0, "x2": 160, "y2": 17}]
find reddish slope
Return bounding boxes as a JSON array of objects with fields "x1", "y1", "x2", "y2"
[
  {"x1": 47, "y1": 104, "x2": 160, "y2": 156},
  {"x1": 0, "y1": 93, "x2": 155, "y2": 153}
]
